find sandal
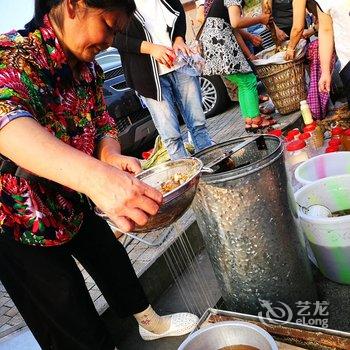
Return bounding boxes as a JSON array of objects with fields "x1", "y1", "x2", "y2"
[
  {"x1": 245, "y1": 118, "x2": 253, "y2": 132},
  {"x1": 251, "y1": 117, "x2": 263, "y2": 132},
  {"x1": 260, "y1": 117, "x2": 277, "y2": 130},
  {"x1": 259, "y1": 94, "x2": 269, "y2": 103},
  {"x1": 259, "y1": 104, "x2": 275, "y2": 115}
]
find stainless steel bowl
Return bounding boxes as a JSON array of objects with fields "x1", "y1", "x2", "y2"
[
  {"x1": 133, "y1": 158, "x2": 204, "y2": 232},
  {"x1": 99, "y1": 158, "x2": 204, "y2": 233},
  {"x1": 178, "y1": 321, "x2": 278, "y2": 350}
]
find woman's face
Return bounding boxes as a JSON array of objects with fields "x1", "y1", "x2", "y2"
[{"x1": 60, "y1": 2, "x2": 129, "y2": 62}]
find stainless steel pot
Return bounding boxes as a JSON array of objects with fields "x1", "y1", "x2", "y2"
[{"x1": 178, "y1": 321, "x2": 278, "y2": 350}]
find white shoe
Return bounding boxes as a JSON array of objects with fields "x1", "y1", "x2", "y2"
[{"x1": 139, "y1": 312, "x2": 199, "y2": 341}]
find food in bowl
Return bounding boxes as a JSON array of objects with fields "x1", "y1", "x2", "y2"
[{"x1": 160, "y1": 173, "x2": 190, "y2": 194}]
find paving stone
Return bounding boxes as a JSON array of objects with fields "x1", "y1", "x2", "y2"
[
  {"x1": 85, "y1": 282, "x2": 94, "y2": 290},
  {"x1": 88, "y1": 289, "x2": 101, "y2": 302},
  {"x1": 0, "y1": 308, "x2": 9, "y2": 317},
  {"x1": 0, "y1": 316, "x2": 10, "y2": 327},
  {"x1": 4, "y1": 300, "x2": 14, "y2": 308},
  {"x1": 0, "y1": 297, "x2": 10, "y2": 308},
  {"x1": 94, "y1": 295, "x2": 108, "y2": 315},
  {"x1": 0, "y1": 323, "x2": 13, "y2": 334},
  {"x1": 5, "y1": 308, "x2": 18, "y2": 318},
  {"x1": 8, "y1": 315, "x2": 23, "y2": 327}
]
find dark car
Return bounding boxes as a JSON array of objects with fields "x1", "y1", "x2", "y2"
[
  {"x1": 96, "y1": 48, "x2": 230, "y2": 155},
  {"x1": 95, "y1": 48, "x2": 156, "y2": 156}
]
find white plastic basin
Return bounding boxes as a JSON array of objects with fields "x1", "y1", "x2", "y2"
[{"x1": 295, "y1": 152, "x2": 350, "y2": 185}]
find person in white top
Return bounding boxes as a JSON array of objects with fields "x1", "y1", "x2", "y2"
[
  {"x1": 116, "y1": 0, "x2": 213, "y2": 160},
  {"x1": 317, "y1": 0, "x2": 350, "y2": 106}
]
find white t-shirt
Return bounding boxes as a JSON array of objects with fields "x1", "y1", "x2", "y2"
[
  {"x1": 317, "y1": 0, "x2": 350, "y2": 70},
  {"x1": 134, "y1": 0, "x2": 176, "y2": 75}
]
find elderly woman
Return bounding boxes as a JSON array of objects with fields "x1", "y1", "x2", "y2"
[{"x1": 0, "y1": 0, "x2": 198, "y2": 349}]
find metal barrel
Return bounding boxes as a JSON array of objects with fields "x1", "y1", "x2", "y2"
[{"x1": 193, "y1": 135, "x2": 318, "y2": 320}]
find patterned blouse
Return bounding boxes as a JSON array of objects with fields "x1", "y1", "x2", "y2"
[
  {"x1": 0, "y1": 16, "x2": 118, "y2": 246},
  {"x1": 201, "y1": 0, "x2": 251, "y2": 76}
]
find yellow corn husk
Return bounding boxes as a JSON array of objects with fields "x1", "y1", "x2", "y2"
[{"x1": 141, "y1": 136, "x2": 195, "y2": 170}]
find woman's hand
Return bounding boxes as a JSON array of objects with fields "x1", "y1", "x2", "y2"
[
  {"x1": 302, "y1": 27, "x2": 315, "y2": 39},
  {"x1": 173, "y1": 37, "x2": 192, "y2": 56},
  {"x1": 319, "y1": 71, "x2": 332, "y2": 93},
  {"x1": 90, "y1": 164, "x2": 163, "y2": 232},
  {"x1": 149, "y1": 43, "x2": 175, "y2": 68},
  {"x1": 249, "y1": 34, "x2": 263, "y2": 47},
  {"x1": 275, "y1": 26, "x2": 289, "y2": 42},
  {"x1": 284, "y1": 47, "x2": 295, "y2": 61},
  {"x1": 97, "y1": 137, "x2": 141, "y2": 175},
  {"x1": 106, "y1": 153, "x2": 142, "y2": 175}
]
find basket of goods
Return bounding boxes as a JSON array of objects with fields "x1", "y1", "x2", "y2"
[{"x1": 252, "y1": 40, "x2": 307, "y2": 115}]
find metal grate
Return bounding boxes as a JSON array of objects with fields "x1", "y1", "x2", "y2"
[
  {"x1": 116, "y1": 116, "x2": 131, "y2": 134},
  {"x1": 114, "y1": 108, "x2": 150, "y2": 134},
  {"x1": 104, "y1": 67, "x2": 123, "y2": 80},
  {"x1": 112, "y1": 81, "x2": 128, "y2": 90}
]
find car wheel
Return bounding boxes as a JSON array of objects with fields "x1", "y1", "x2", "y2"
[{"x1": 200, "y1": 75, "x2": 229, "y2": 118}]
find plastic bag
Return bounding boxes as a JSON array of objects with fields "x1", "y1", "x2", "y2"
[
  {"x1": 253, "y1": 39, "x2": 307, "y2": 66},
  {"x1": 174, "y1": 45, "x2": 205, "y2": 76}
]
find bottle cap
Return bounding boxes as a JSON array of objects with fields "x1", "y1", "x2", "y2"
[
  {"x1": 325, "y1": 146, "x2": 339, "y2": 153},
  {"x1": 343, "y1": 129, "x2": 350, "y2": 136},
  {"x1": 328, "y1": 139, "x2": 341, "y2": 147},
  {"x1": 287, "y1": 129, "x2": 300, "y2": 138},
  {"x1": 331, "y1": 127, "x2": 344, "y2": 136},
  {"x1": 285, "y1": 134, "x2": 294, "y2": 142},
  {"x1": 299, "y1": 132, "x2": 311, "y2": 140},
  {"x1": 300, "y1": 100, "x2": 307, "y2": 106},
  {"x1": 303, "y1": 124, "x2": 316, "y2": 133},
  {"x1": 268, "y1": 129, "x2": 282, "y2": 137},
  {"x1": 286, "y1": 140, "x2": 306, "y2": 151}
]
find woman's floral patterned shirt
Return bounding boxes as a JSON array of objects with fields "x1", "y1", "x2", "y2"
[{"x1": 0, "y1": 16, "x2": 119, "y2": 246}]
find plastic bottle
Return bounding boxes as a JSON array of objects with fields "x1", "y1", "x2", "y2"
[
  {"x1": 287, "y1": 128, "x2": 301, "y2": 141},
  {"x1": 313, "y1": 125, "x2": 324, "y2": 149},
  {"x1": 300, "y1": 100, "x2": 313, "y2": 125},
  {"x1": 331, "y1": 126, "x2": 344, "y2": 141},
  {"x1": 285, "y1": 140, "x2": 309, "y2": 192}
]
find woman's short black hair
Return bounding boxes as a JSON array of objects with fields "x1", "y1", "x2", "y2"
[{"x1": 26, "y1": 0, "x2": 135, "y2": 31}]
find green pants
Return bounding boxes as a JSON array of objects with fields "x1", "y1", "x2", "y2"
[{"x1": 225, "y1": 72, "x2": 259, "y2": 119}]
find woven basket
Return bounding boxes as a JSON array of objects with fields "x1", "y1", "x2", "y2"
[{"x1": 254, "y1": 57, "x2": 307, "y2": 115}]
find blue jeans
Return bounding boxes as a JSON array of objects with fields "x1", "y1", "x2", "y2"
[{"x1": 142, "y1": 70, "x2": 213, "y2": 160}]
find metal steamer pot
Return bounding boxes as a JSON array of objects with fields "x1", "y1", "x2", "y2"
[{"x1": 192, "y1": 135, "x2": 318, "y2": 319}]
